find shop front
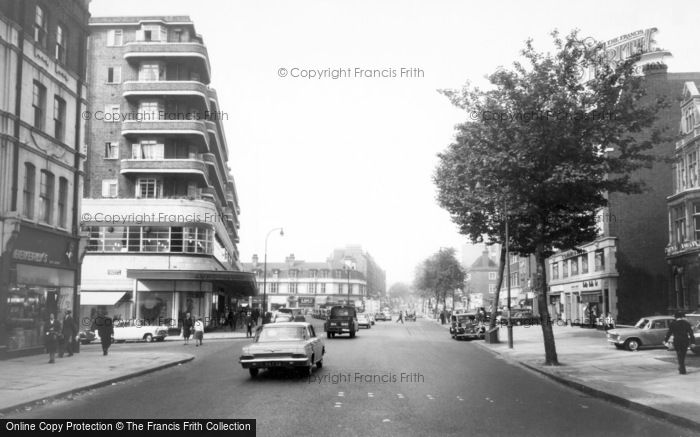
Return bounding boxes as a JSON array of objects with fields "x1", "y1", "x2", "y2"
[{"x1": 1, "y1": 225, "x2": 79, "y2": 359}]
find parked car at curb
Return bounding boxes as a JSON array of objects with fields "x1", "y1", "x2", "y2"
[
  {"x1": 606, "y1": 315, "x2": 675, "y2": 351},
  {"x1": 96, "y1": 320, "x2": 168, "y2": 343},
  {"x1": 78, "y1": 329, "x2": 96, "y2": 345},
  {"x1": 239, "y1": 322, "x2": 325, "y2": 378},
  {"x1": 449, "y1": 312, "x2": 486, "y2": 340}
]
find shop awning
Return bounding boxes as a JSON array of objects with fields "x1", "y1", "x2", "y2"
[
  {"x1": 80, "y1": 291, "x2": 128, "y2": 306},
  {"x1": 126, "y1": 269, "x2": 257, "y2": 297}
]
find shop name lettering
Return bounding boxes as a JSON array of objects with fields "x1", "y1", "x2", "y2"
[
  {"x1": 582, "y1": 280, "x2": 599, "y2": 288},
  {"x1": 12, "y1": 249, "x2": 49, "y2": 263}
]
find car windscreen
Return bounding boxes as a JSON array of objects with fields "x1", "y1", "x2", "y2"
[
  {"x1": 257, "y1": 327, "x2": 305, "y2": 342},
  {"x1": 330, "y1": 308, "x2": 354, "y2": 317},
  {"x1": 277, "y1": 308, "x2": 293, "y2": 314},
  {"x1": 634, "y1": 318, "x2": 649, "y2": 329}
]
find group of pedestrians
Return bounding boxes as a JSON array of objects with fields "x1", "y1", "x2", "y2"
[
  {"x1": 181, "y1": 312, "x2": 204, "y2": 346},
  {"x1": 44, "y1": 310, "x2": 78, "y2": 363}
]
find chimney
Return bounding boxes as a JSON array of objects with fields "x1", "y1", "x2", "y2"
[{"x1": 252, "y1": 254, "x2": 258, "y2": 265}]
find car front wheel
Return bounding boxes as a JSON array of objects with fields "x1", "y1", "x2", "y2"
[
  {"x1": 625, "y1": 338, "x2": 641, "y2": 351},
  {"x1": 144, "y1": 334, "x2": 153, "y2": 342}
]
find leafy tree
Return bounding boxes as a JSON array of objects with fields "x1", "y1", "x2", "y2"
[
  {"x1": 434, "y1": 30, "x2": 669, "y2": 365},
  {"x1": 414, "y1": 249, "x2": 466, "y2": 317}
]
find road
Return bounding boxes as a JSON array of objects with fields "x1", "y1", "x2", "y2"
[{"x1": 12, "y1": 318, "x2": 694, "y2": 437}]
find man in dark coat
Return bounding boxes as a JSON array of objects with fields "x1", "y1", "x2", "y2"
[
  {"x1": 182, "y1": 312, "x2": 194, "y2": 345},
  {"x1": 92, "y1": 310, "x2": 114, "y2": 356},
  {"x1": 59, "y1": 310, "x2": 77, "y2": 357},
  {"x1": 45, "y1": 313, "x2": 61, "y2": 363},
  {"x1": 665, "y1": 312, "x2": 696, "y2": 375}
]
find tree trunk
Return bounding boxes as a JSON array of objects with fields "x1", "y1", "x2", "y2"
[
  {"x1": 489, "y1": 246, "x2": 507, "y2": 329},
  {"x1": 534, "y1": 242, "x2": 559, "y2": 365}
]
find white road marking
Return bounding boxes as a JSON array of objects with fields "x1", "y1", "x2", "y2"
[
  {"x1": 334, "y1": 402, "x2": 342, "y2": 408},
  {"x1": 338, "y1": 392, "x2": 345, "y2": 397},
  {"x1": 383, "y1": 419, "x2": 391, "y2": 423},
  {"x1": 397, "y1": 393, "x2": 404, "y2": 399},
  {"x1": 368, "y1": 393, "x2": 374, "y2": 398}
]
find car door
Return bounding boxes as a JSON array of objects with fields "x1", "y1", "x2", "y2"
[
  {"x1": 307, "y1": 325, "x2": 321, "y2": 360},
  {"x1": 648, "y1": 319, "x2": 669, "y2": 345}
]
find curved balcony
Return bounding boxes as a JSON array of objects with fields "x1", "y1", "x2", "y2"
[
  {"x1": 122, "y1": 81, "x2": 210, "y2": 111},
  {"x1": 120, "y1": 158, "x2": 210, "y2": 185},
  {"x1": 123, "y1": 42, "x2": 211, "y2": 83},
  {"x1": 121, "y1": 120, "x2": 209, "y2": 151}
]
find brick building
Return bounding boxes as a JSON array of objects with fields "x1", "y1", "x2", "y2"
[
  {"x1": 79, "y1": 16, "x2": 255, "y2": 328},
  {"x1": 464, "y1": 248, "x2": 498, "y2": 310},
  {"x1": 0, "y1": 0, "x2": 90, "y2": 358}
]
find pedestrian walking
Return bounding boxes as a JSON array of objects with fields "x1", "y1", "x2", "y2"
[
  {"x1": 440, "y1": 310, "x2": 446, "y2": 325},
  {"x1": 227, "y1": 310, "x2": 235, "y2": 331},
  {"x1": 194, "y1": 317, "x2": 204, "y2": 347},
  {"x1": 664, "y1": 311, "x2": 696, "y2": 375},
  {"x1": 45, "y1": 313, "x2": 61, "y2": 363},
  {"x1": 91, "y1": 310, "x2": 114, "y2": 356},
  {"x1": 182, "y1": 312, "x2": 193, "y2": 345},
  {"x1": 396, "y1": 310, "x2": 404, "y2": 324},
  {"x1": 245, "y1": 312, "x2": 254, "y2": 338},
  {"x1": 59, "y1": 310, "x2": 77, "y2": 357}
]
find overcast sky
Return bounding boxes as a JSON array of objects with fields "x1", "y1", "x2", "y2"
[{"x1": 90, "y1": 0, "x2": 700, "y2": 286}]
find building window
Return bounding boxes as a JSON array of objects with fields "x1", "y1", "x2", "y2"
[
  {"x1": 488, "y1": 284, "x2": 496, "y2": 294},
  {"x1": 685, "y1": 108, "x2": 696, "y2": 134},
  {"x1": 289, "y1": 283, "x2": 298, "y2": 294},
  {"x1": 101, "y1": 179, "x2": 118, "y2": 198},
  {"x1": 107, "y1": 67, "x2": 121, "y2": 83},
  {"x1": 55, "y1": 24, "x2": 66, "y2": 63},
  {"x1": 23, "y1": 163, "x2": 36, "y2": 219},
  {"x1": 107, "y1": 29, "x2": 123, "y2": 46},
  {"x1": 334, "y1": 270, "x2": 342, "y2": 279},
  {"x1": 32, "y1": 81, "x2": 46, "y2": 130},
  {"x1": 320, "y1": 283, "x2": 326, "y2": 294},
  {"x1": 678, "y1": 156, "x2": 687, "y2": 192},
  {"x1": 138, "y1": 25, "x2": 166, "y2": 42},
  {"x1": 309, "y1": 270, "x2": 317, "y2": 279},
  {"x1": 674, "y1": 205, "x2": 687, "y2": 244},
  {"x1": 105, "y1": 142, "x2": 119, "y2": 159},
  {"x1": 594, "y1": 249, "x2": 605, "y2": 272},
  {"x1": 138, "y1": 63, "x2": 164, "y2": 81},
  {"x1": 138, "y1": 101, "x2": 161, "y2": 120},
  {"x1": 53, "y1": 96, "x2": 66, "y2": 142},
  {"x1": 137, "y1": 178, "x2": 161, "y2": 198},
  {"x1": 58, "y1": 177, "x2": 68, "y2": 228},
  {"x1": 693, "y1": 204, "x2": 700, "y2": 241},
  {"x1": 581, "y1": 255, "x2": 588, "y2": 274},
  {"x1": 289, "y1": 270, "x2": 298, "y2": 279},
  {"x1": 33, "y1": 5, "x2": 47, "y2": 48},
  {"x1": 570, "y1": 258, "x2": 579, "y2": 276},
  {"x1": 308, "y1": 283, "x2": 316, "y2": 294},
  {"x1": 552, "y1": 262, "x2": 559, "y2": 280},
  {"x1": 562, "y1": 260, "x2": 569, "y2": 278},
  {"x1": 488, "y1": 272, "x2": 497, "y2": 280},
  {"x1": 338, "y1": 283, "x2": 343, "y2": 294},
  {"x1": 270, "y1": 283, "x2": 279, "y2": 294},
  {"x1": 320, "y1": 270, "x2": 329, "y2": 278},
  {"x1": 142, "y1": 226, "x2": 170, "y2": 252},
  {"x1": 104, "y1": 104, "x2": 120, "y2": 122},
  {"x1": 688, "y1": 151, "x2": 698, "y2": 188},
  {"x1": 131, "y1": 141, "x2": 164, "y2": 159},
  {"x1": 39, "y1": 170, "x2": 54, "y2": 224}
]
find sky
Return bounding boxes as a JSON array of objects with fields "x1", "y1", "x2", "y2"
[{"x1": 89, "y1": 0, "x2": 700, "y2": 286}]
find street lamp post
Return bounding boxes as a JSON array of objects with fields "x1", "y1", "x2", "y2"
[
  {"x1": 343, "y1": 261, "x2": 355, "y2": 305},
  {"x1": 505, "y1": 200, "x2": 513, "y2": 349},
  {"x1": 262, "y1": 227, "x2": 284, "y2": 316}
]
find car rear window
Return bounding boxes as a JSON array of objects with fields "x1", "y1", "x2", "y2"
[{"x1": 331, "y1": 308, "x2": 354, "y2": 317}]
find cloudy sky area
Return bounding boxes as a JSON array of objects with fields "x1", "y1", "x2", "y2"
[{"x1": 90, "y1": 0, "x2": 700, "y2": 286}]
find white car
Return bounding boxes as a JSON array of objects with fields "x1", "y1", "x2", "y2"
[
  {"x1": 357, "y1": 313, "x2": 371, "y2": 329},
  {"x1": 96, "y1": 320, "x2": 168, "y2": 343}
]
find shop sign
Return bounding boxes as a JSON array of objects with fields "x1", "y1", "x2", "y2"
[
  {"x1": 299, "y1": 297, "x2": 315, "y2": 305},
  {"x1": 582, "y1": 280, "x2": 599, "y2": 288},
  {"x1": 665, "y1": 240, "x2": 700, "y2": 256},
  {"x1": 12, "y1": 226, "x2": 77, "y2": 268}
]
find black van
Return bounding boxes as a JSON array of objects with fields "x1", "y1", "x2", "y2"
[{"x1": 324, "y1": 305, "x2": 359, "y2": 338}]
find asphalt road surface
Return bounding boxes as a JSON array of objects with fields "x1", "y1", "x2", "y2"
[{"x1": 11, "y1": 318, "x2": 695, "y2": 437}]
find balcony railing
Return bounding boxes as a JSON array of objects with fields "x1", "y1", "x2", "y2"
[
  {"x1": 120, "y1": 158, "x2": 209, "y2": 185},
  {"x1": 122, "y1": 81, "x2": 210, "y2": 110},
  {"x1": 121, "y1": 120, "x2": 209, "y2": 151},
  {"x1": 123, "y1": 41, "x2": 210, "y2": 82}
]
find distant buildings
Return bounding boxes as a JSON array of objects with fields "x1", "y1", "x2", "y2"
[
  {"x1": 79, "y1": 15, "x2": 255, "y2": 327},
  {"x1": 243, "y1": 253, "x2": 369, "y2": 312},
  {"x1": 464, "y1": 248, "x2": 498, "y2": 310},
  {"x1": 0, "y1": 0, "x2": 90, "y2": 358}
]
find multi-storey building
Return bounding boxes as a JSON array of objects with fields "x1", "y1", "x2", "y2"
[
  {"x1": 79, "y1": 16, "x2": 255, "y2": 327},
  {"x1": 244, "y1": 254, "x2": 368, "y2": 312},
  {"x1": 0, "y1": 0, "x2": 90, "y2": 358},
  {"x1": 547, "y1": 32, "x2": 700, "y2": 323},
  {"x1": 498, "y1": 253, "x2": 536, "y2": 310},
  {"x1": 328, "y1": 245, "x2": 386, "y2": 299},
  {"x1": 464, "y1": 248, "x2": 498, "y2": 310},
  {"x1": 665, "y1": 80, "x2": 700, "y2": 314}
]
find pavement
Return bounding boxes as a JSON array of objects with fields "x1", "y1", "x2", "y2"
[
  {"x1": 431, "y1": 316, "x2": 700, "y2": 431},
  {"x1": 0, "y1": 329, "x2": 250, "y2": 415}
]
